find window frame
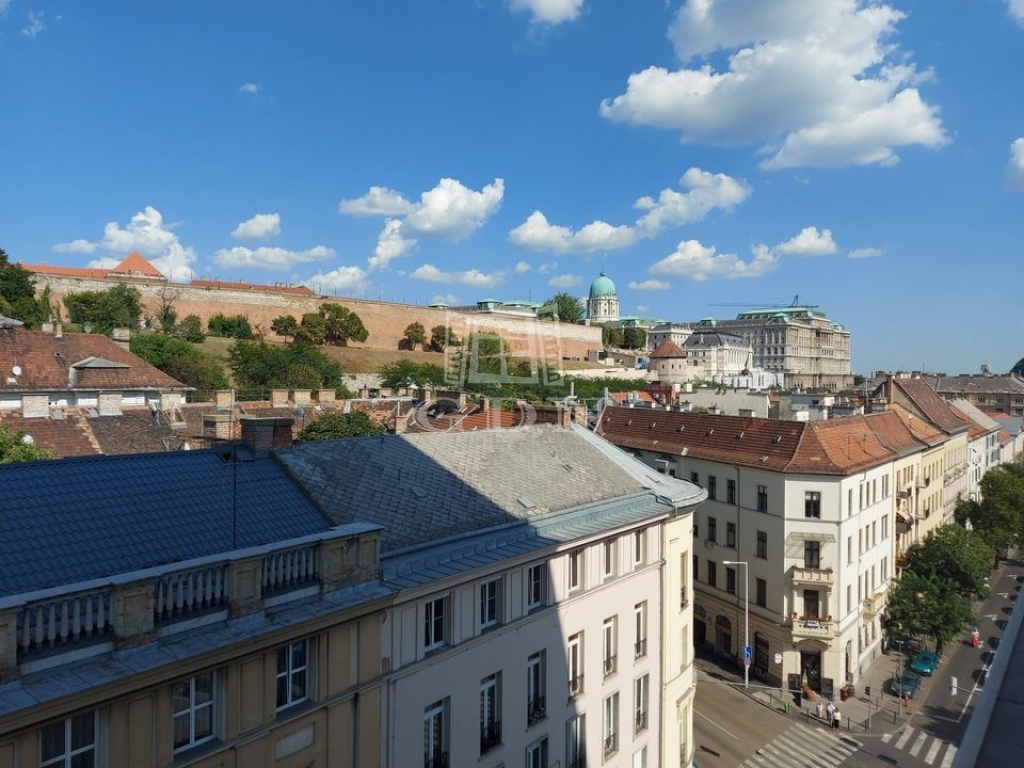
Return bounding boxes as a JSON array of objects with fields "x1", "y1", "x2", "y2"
[
  {"x1": 603, "y1": 616, "x2": 618, "y2": 677},
  {"x1": 172, "y1": 670, "x2": 216, "y2": 754},
  {"x1": 568, "y1": 633, "x2": 584, "y2": 699},
  {"x1": 479, "y1": 577, "x2": 500, "y2": 630},
  {"x1": 757, "y1": 484, "x2": 768, "y2": 512},
  {"x1": 603, "y1": 538, "x2": 617, "y2": 579},
  {"x1": 726, "y1": 521, "x2": 736, "y2": 548},
  {"x1": 634, "y1": 673, "x2": 649, "y2": 734},
  {"x1": 479, "y1": 673, "x2": 501, "y2": 754},
  {"x1": 424, "y1": 699, "x2": 448, "y2": 768},
  {"x1": 634, "y1": 602, "x2": 647, "y2": 658},
  {"x1": 804, "y1": 490, "x2": 822, "y2": 519},
  {"x1": 527, "y1": 563, "x2": 546, "y2": 611},
  {"x1": 527, "y1": 651, "x2": 547, "y2": 725},
  {"x1": 275, "y1": 638, "x2": 309, "y2": 711},
  {"x1": 569, "y1": 548, "x2": 583, "y2": 592},
  {"x1": 424, "y1": 595, "x2": 448, "y2": 651},
  {"x1": 726, "y1": 478, "x2": 736, "y2": 504},
  {"x1": 40, "y1": 711, "x2": 97, "y2": 768},
  {"x1": 756, "y1": 530, "x2": 767, "y2": 559},
  {"x1": 603, "y1": 691, "x2": 620, "y2": 757}
]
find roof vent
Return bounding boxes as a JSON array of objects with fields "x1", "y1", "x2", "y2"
[
  {"x1": 649, "y1": 422, "x2": 656, "y2": 428},
  {"x1": 706, "y1": 428, "x2": 714, "y2": 436},
  {"x1": 412, "y1": 487, "x2": 428, "y2": 499},
  {"x1": 772, "y1": 435, "x2": 782, "y2": 444}
]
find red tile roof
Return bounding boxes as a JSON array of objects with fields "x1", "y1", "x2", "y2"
[
  {"x1": 889, "y1": 378, "x2": 970, "y2": 435},
  {"x1": 650, "y1": 339, "x2": 687, "y2": 359},
  {"x1": 112, "y1": 251, "x2": 164, "y2": 277},
  {"x1": 188, "y1": 279, "x2": 315, "y2": 296}
]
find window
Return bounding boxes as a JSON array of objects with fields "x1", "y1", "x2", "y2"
[
  {"x1": 847, "y1": 536, "x2": 852, "y2": 564},
  {"x1": 804, "y1": 491, "x2": 821, "y2": 518},
  {"x1": 568, "y1": 633, "x2": 584, "y2": 699},
  {"x1": 708, "y1": 475, "x2": 717, "y2": 500},
  {"x1": 726, "y1": 478, "x2": 736, "y2": 504},
  {"x1": 603, "y1": 617, "x2": 618, "y2": 676},
  {"x1": 633, "y1": 746, "x2": 648, "y2": 768},
  {"x1": 726, "y1": 566, "x2": 736, "y2": 594},
  {"x1": 173, "y1": 671, "x2": 215, "y2": 753},
  {"x1": 707, "y1": 560, "x2": 717, "y2": 588},
  {"x1": 756, "y1": 578, "x2": 767, "y2": 608},
  {"x1": 41, "y1": 711, "x2": 96, "y2": 768},
  {"x1": 634, "y1": 529, "x2": 645, "y2": 566},
  {"x1": 480, "y1": 674, "x2": 501, "y2": 754},
  {"x1": 726, "y1": 521, "x2": 736, "y2": 547},
  {"x1": 527, "y1": 563, "x2": 546, "y2": 611},
  {"x1": 757, "y1": 485, "x2": 768, "y2": 512},
  {"x1": 804, "y1": 589, "x2": 820, "y2": 619},
  {"x1": 634, "y1": 602, "x2": 647, "y2": 658},
  {"x1": 756, "y1": 530, "x2": 767, "y2": 559},
  {"x1": 693, "y1": 555, "x2": 699, "y2": 582},
  {"x1": 871, "y1": 521, "x2": 877, "y2": 547},
  {"x1": 679, "y1": 553, "x2": 689, "y2": 609},
  {"x1": 707, "y1": 516, "x2": 717, "y2": 543},
  {"x1": 569, "y1": 548, "x2": 583, "y2": 592},
  {"x1": 527, "y1": 737, "x2": 549, "y2": 768},
  {"x1": 424, "y1": 596, "x2": 447, "y2": 651},
  {"x1": 424, "y1": 700, "x2": 448, "y2": 768},
  {"x1": 804, "y1": 540, "x2": 820, "y2": 569},
  {"x1": 634, "y1": 674, "x2": 649, "y2": 733},
  {"x1": 603, "y1": 692, "x2": 620, "y2": 757},
  {"x1": 527, "y1": 651, "x2": 547, "y2": 725},
  {"x1": 480, "y1": 578, "x2": 500, "y2": 629},
  {"x1": 275, "y1": 639, "x2": 309, "y2": 711},
  {"x1": 603, "y1": 539, "x2": 617, "y2": 579},
  {"x1": 567, "y1": 714, "x2": 586, "y2": 768},
  {"x1": 690, "y1": 471, "x2": 699, "y2": 484}
]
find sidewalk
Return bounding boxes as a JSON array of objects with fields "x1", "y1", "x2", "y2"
[{"x1": 694, "y1": 646, "x2": 911, "y2": 736}]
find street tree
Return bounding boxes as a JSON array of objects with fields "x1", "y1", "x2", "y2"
[
  {"x1": 903, "y1": 525, "x2": 994, "y2": 598},
  {"x1": 886, "y1": 570, "x2": 973, "y2": 654},
  {"x1": 295, "y1": 411, "x2": 386, "y2": 442},
  {"x1": 0, "y1": 424, "x2": 52, "y2": 463}
]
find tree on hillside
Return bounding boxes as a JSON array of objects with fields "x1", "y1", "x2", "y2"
[
  {"x1": 0, "y1": 424, "x2": 52, "y2": 463},
  {"x1": 378, "y1": 360, "x2": 446, "y2": 390},
  {"x1": 129, "y1": 332, "x2": 228, "y2": 398},
  {"x1": 622, "y1": 327, "x2": 647, "y2": 350},
  {"x1": 320, "y1": 303, "x2": 368, "y2": 346},
  {"x1": 539, "y1": 292, "x2": 584, "y2": 324},
  {"x1": 402, "y1": 322, "x2": 427, "y2": 350},
  {"x1": 207, "y1": 313, "x2": 254, "y2": 340},
  {"x1": 295, "y1": 411, "x2": 386, "y2": 442},
  {"x1": 155, "y1": 287, "x2": 179, "y2": 332},
  {"x1": 429, "y1": 324, "x2": 459, "y2": 352},
  {"x1": 0, "y1": 247, "x2": 49, "y2": 327},
  {"x1": 297, "y1": 312, "x2": 327, "y2": 344},
  {"x1": 64, "y1": 284, "x2": 143, "y2": 334},
  {"x1": 226, "y1": 339, "x2": 347, "y2": 399},
  {"x1": 176, "y1": 314, "x2": 205, "y2": 343},
  {"x1": 602, "y1": 325, "x2": 624, "y2": 348},
  {"x1": 271, "y1": 315, "x2": 299, "y2": 341}
]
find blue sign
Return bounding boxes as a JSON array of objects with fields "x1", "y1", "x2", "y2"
[{"x1": 743, "y1": 645, "x2": 752, "y2": 662}]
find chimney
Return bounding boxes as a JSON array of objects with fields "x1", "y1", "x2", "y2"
[
  {"x1": 292, "y1": 389, "x2": 312, "y2": 406},
  {"x1": 54, "y1": 323, "x2": 63, "y2": 338},
  {"x1": 315, "y1": 388, "x2": 337, "y2": 406},
  {"x1": 480, "y1": 396, "x2": 490, "y2": 412},
  {"x1": 203, "y1": 412, "x2": 234, "y2": 442},
  {"x1": 269, "y1": 389, "x2": 289, "y2": 407},
  {"x1": 214, "y1": 390, "x2": 235, "y2": 410},
  {"x1": 240, "y1": 416, "x2": 294, "y2": 451}
]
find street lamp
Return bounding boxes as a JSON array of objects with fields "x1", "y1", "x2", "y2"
[{"x1": 723, "y1": 560, "x2": 749, "y2": 688}]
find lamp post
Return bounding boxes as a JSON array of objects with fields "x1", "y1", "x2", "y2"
[{"x1": 723, "y1": 560, "x2": 750, "y2": 688}]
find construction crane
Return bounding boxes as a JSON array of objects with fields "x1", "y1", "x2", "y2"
[{"x1": 709, "y1": 294, "x2": 818, "y2": 309}]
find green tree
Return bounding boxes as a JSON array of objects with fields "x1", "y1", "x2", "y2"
[
  {"x1": 956, "y1": 462, "x2": 1024, "y2": 565},
  {"x1": 402, "y1": 322, "x2": 427, "y2": 350},
  {"x1": 885, "y1": 570, "x2": 973, "y2": 654},
  {"x1": 429, "y1": 324, "x2": 458, "y2": 352},
  {"x1": 621, "y1": 327, "x2": 647, "y2": 350},
  {"x1": 227, "y1": 339, "x2": 345, "y2": 398},
  {"x1": 295, "y1": 411, "x2": 386, "y2": 442},
  {"x1": 0, "y1": 247, "x2": 49, "y2": 326},
  {"x1": 903, "y1": 525, "x2": 994, "y2": 599},
  {"x1": 64, "y1": 284, "x2": 143, "y2": 334},
  {"x1": 176, "y1": 314, "x2": 205, "y2": 343},
  {"x1": 378, "y1": 360, "x2": 446, "y2": 389},
  {"x1": 320, "y1": 303, "x2": 368, "y2": 346},
  {"x1": 297, "y1": 312, "x2": 327, "y2": 344},
  {"x1": 271, "y1": 315, "x2": 299, "y2": 341},
  {"x1": 0, "y1": 424, "x2": 52, "y2": 463},
  {"x1": 602, "y1": 325, "x2": 624, "y2": 347},
  {"x1": 155, "y1": 287, "x2": 179, "y2": 332},
  {"x1": 129, "y1": 332, "x2": 229, "y2": 398},
  {"x1": 207, "y1": 313, "x2": 254, "y2": 339},
  {"x1": 539, "y1": 292, "x2": 584, "y2": 324}
]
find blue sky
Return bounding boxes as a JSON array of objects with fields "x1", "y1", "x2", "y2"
[{"x1": 2, "y1": 1, "x2": 1023, "y2": 376}]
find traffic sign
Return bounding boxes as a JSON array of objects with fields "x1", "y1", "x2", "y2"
[{"x1": 743, "y1": 645, "x2": 752, "y2": 661}]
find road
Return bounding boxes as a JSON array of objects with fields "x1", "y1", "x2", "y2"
[{"x1": 692, "y1": 557, "x2": 1023, "y2": 768}]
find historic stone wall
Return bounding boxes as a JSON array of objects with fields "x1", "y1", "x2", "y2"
[{"x1": 33, "y1": 275, "x2": 602, "y2": 359}]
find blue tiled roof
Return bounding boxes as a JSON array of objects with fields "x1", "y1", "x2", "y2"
[{"x1": 0, "y1": 448, "x2": 334, "y2": 597}]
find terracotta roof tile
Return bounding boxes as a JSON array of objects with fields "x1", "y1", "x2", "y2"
[
  {"x1": 0, "y1": 411, "x2": 100, "y2": 458},
  {"x1": 112, "y1": 251, "x2": 164, "y2": 278},
  {"x1": 650, "y1": 339, "x2": 687, "y2": 359},
  {"x1": 891, "y1": 378, "x2": 970, "y2": 435}
]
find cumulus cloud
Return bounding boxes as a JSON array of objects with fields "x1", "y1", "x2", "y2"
[
  {"x1": 410, "y1": 264, "x2": 503, "y2": 287},
  {"x1": 366, "y1": 219, "x2": 417, "y2": 271},
  {"x1": 53, "y1": 206, "x2": 198, "y2": 281},
  {"x1": 600, "y1": 0, "x2": 948, "y2": 169},
  {"x1": 629, "y1": 279, "x2": 671, "y2": 290},
  {"x1": 848, "y1": 247, "x2": 883, "y2": 259},
  {"x1": 509, "y1": 0, "x2": 584, "y2": 25},
  {"x1": 231, "y1": 213, "x2": 281, "y2": 240},
  {"x1": 339, "y1": 186, "x2": 415, "y2": 216},
  {"x1": 774, "y1": 226, "x2": 837, "y2": 256},
  {"x1": 650, "y1": 240, "x2": 778, "y2": 281},
  {"x1": 1008, "y1": 137, "x2": 1024, "y2": 190},
  {"x1": 303, "y1": 266, "x2": 369, "y2": 297},
  {"x1": 509, "y1": 211, "x2": 638, "y2": 254},
  {"x1": 239, "y1": 83, "x2": 261, "y2": 95},
  {"x1": 213, "y1": 245, "x2": 334, "y2": 271},
  {"x1": 514, "y1": 261, "x2": 532, "y2": 273},
  {"x1": 635, "y1": 167, "x2": 752, "y2": 236},
  {"x1": 22, "y1": 10, "x2": 45, "y2": 37},
  {"x1": 1009, "y1": 0, "x2": 1024, "y2": 25},
  {"x1": 431, "y1": 293, "x2": 461, "y2": 306},
  {"x1": 547, "y1": 274, "x2": 582, "y2": 288}
]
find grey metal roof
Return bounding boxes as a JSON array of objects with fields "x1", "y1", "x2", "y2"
[
  {"x1": 277, "y1": 423, "x2": 704, "y2": 553},
  {"x1": 0, "y1": 448, "x2": 334, "y2": 597}
]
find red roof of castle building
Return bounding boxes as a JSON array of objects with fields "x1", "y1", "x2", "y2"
[
  {"x1": 21, "y1": 251, "x2": 166, "y2": 280},
  {"x1": 113, "y1": 251, "x2": 164, "y2": 278},
  {"x1": 188, "y1": 279, "x2": 315, "y2": 296},
  {"x1": 649, "y1": 339, "x2": 687, "y2": 359}
]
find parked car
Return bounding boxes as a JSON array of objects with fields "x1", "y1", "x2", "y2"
[
  {"x1": 910, "y1": 650, "x2": 940, "y2": 676},
  {"x1": 890, "y1": 670, "x2": 923, "y2": 698}
]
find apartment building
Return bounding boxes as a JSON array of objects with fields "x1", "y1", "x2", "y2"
[
  {"x1": 596, "y1": 406, "x2": 938, "y2": 697},
  {"x1": 277, "y1": 423, "x2": 706, "y2": 768},
  {"x1": 927, "y1": 373, "x2": 1024, "y2": 418}
]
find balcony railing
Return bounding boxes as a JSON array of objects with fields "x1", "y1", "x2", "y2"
[
  {"x1": 527, "y1": 695, "x2": 546, "y2": 725},
  {"x1": 568, "y1": 674, "x2": 584, "y2": 700},
  {"x1": 635, "y1": 711, "x2": 648, "y2": 733},
  {"x1": 262, "y1": 543, "x2": 319, "y2": 596},
  {"x1": 603, "y1": 655, "x2": 617, "y2": 677},
  {"x1": 14, "y1": 588, "x2": 113, "y2": 660},
  {"x1": 604, "y1": 733, "x2": 618, "y2": 757},
  {"x1": 790, "y1": 565, "x2": 834, "y2": 586},
  {"x1": 635, "y1": 638, "x2": 647, "y2": 658},
  {"x1": 155, "y1": 564, "x2": 227, "y2": 624},
  {"x1": 480, "y1": 721, "x2": 501, "y2": 753},
  {"x1": 790, "y1": 616, "x2": 835, "y2": 640}
]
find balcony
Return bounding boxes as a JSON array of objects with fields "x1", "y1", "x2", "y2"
[
  {"x1": 480, "y1": 721, "x2": 501, "y2": 753},
  {"x1": 635, "y1": 638, "x2": 647, "y2": 659},
  {"x1": 635, "y1": 711, "x2": 648, "y2": 734},
  {"x1": 568, "y1": 675, "x2": 584, "y2": 700},
  {"x1": 863, "y1": 591, "x2": 886, "y2": 617},
  {"x1": 603, "y1": 654, "x2": 617, "y2": 677},
  {"x1": 527, "y1": 695, "x2": 546, "y2": 725},
  {"x1": 604, "y1": 733, "x2": 618, "y2": 757},
  {"x1": 790, "y1": 616, "x2": 835, "y2": 641},
  {"x1": 790, "y1": 566, "x2": 835, "y2": 587}
]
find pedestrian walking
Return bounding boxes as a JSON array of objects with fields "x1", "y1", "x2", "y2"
[
  {"x1": 825, "y1": 700, "x2": 835, "y2": 721},
  {"x1": 816, "y1": 701, "x2": 824, "y2": 720},
  {"x1": 832, "y1": 708, "x2": 841, "y2": 731}
]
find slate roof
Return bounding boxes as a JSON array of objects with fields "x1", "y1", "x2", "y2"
[
  {"x1": 0, "y1": 449, "x2": 334, "y2": 597},
  {"x1": 595, "y1": 406, "x2": 925, "y2": 475},
  {"x1": 682, "y1": 331, "x2": 747, "y2": 348},
  {"x1": 0, "y1": 326, "x2": 188, "y2": 393},
  {"x1": 277, "y1": 423, "x2": 702, "y2": 553},
  {"x1": 927, "y1": 374, "x2": 1024, "y2": 396}
]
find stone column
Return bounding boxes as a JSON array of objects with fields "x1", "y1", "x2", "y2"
[
  {"x1": 0, "y1": 602, "x2": 21, "y2": 682},
  {"x1": 111, "y1": 578, "x2": 155, "y2": 649},
  {"x1": 229, "y1": 557, "x2": 264, "y2": 617}
]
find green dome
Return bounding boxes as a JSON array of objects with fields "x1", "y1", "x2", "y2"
[{"x1": 589, "y1": 272, "x2": 616, "y2": 298}]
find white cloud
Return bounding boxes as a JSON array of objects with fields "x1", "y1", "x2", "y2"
[
  {"x1": 0, "y1": 1, "x2": 12, "y2": 15},
  {"x1": 239, "y1": 83, "x2": 261, "y2": 95},
  {"x1": 600, "y1": 0, "x2": 948, "y2": 169},
  {"x1": 21, "y1": 9, "x2": 44, "y2": 37},
  {"x1": 635, "y1": 167, "x2": 752, "y2": 236},
  {"x1": 1009, "y1": 0, "x2": 1024, "y2": 26},
  {"x1": 339, "y1": 186, "x2": 415, "y2": 216},
  {"x1": 509, "y1": 210, "x2": 638, "y2": 254},
  {"x1": 212, "y1": 245, "x2": 334, "y2": 270},
  {"x1": 547, "y1": 274, "x2": 582, "y2": 288},
  {"x1": 410, "y1": 264, "x2": 503, "y2": 287},
  {"x1": 367, "y1": 219, "x2": 417, "y2": 271},
  {"x1": 774, "y1": 226, "x2": 837, "y2": 256},
  {"x1": 509, "y1": 0, "x2": 584, "y2": 25},
  {"x1": 231, "y1": 213, "x2": 281, "y2": 240},
  {"x1": 431, "y1": 293, "x2": 461, "y2": 306},
  {"x1": 848, "y1": 247, "x2": 883, "y2": 259},
  {"x1": 303, "y1": 266, "x2": 369, "y2": 296},
  {"x1": 628, "y1": 279, "x2": 671, "y2": 290},
  {"x1": 52, "y1": 239, "x2": 97, "y2": 254},
  {"x1": 85, "y1": 257, "x2": 119, "y2": 270},
  {"x1": 537, "y1": 262, "x2": 556, "y2": 274},
  {"x1": 1008, "y1": 137, "x2": 1024, "y2": 190},
  {"x1": 636, "y1": 305, "x2": 649, "y2": 313},
  {"x1": 649, "y1": 240, "x2": 778, "y2": 281},
  {"x1": 404, "y1": 178, "x2": 504, "y2": 240},
  {"x1": 514, "y1": 261, "x2": 532, "y2": 273}
]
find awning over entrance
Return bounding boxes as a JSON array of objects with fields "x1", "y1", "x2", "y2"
[{"x1": 786, "y1": 531, "x2": 836, "y2": 544}]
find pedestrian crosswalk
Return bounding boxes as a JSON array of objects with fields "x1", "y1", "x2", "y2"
[
  {"x1": 881, "y1": 725, "x2": 958, "y2": 767},
  {"x1": 739, "y1": 722, "x2": 861, "y2": 768}
]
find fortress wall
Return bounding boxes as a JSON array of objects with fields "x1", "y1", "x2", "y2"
[{"x1": 34, "y1": 276, "x2": 602, "y2": 359}]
